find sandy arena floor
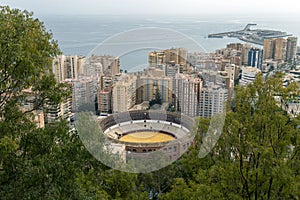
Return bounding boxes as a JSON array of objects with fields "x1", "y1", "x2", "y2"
[{"x1": 119, "y1": 131, "x2": 175, "y2": 143}]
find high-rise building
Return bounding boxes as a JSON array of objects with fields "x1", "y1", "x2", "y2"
[
  {"x1": 162, "y1": 64, "x2": 179, "y2": 78},
  {"x1": 263, "y1": 38, "x2": 287, "y2": 61},
  {"x1": 199, "y1": 83, "x2": 228, "y2": 118},
  {"x1": 219, "y1": 64, "x2": 239, "y2": 97},
  {"x1": 112, "y1": 75, "x2": 137, "y2": 113},
  {"x1": 66, "y1": 77, "x2": 97, "y2": 112},
  {"x1": 239, "y1": 67, "x2": 261, "y2": 86},
  {"x1": 148, "y1": 48, "x2": 187, "y2": 69},
  {"x1": 137, "y1": 75, "x2": 173, "y2": 104},
  {"x1": 144, "y1": 67, "x2": 165, "y2": 77},
  {"x1": 20, "y1": 88, "x2": 46, "y2": 128},
  {"x1": 99, "y1": 76, "x2": 113, "y2": 91},
  {"x1": 87, "y1": 55, "x2": 120, "y2": 76},
  {"x1": 98, "y1": 88, "x2": 112, "y2": 115},
  {"x1": 44, "y1": 97, "x2": 72, "y2": 124},
  {"x1": 263, "y1": 39, "x2": 274, "y2": 60},
  {"x1": 33, "y1": 110, "x2": 45, "y2": 128},
  {"x1": 226, "y1": 43, "x2": 243, "y2": 51},
  {"x1": 274, "y1": 38, "x2": 287, "y2": 61},
  {"x1": 52, "y1": 55, "x2": 86, "y2": 82},
  {"x1": 248, "y1": 48, "x2": 264, "y2": 69},
  {"x1": 148, "y1": 51, "x2": 165, "y2": 68},
  {"x1": 174, "y1": 73, "x2": 202, "y2": 117},
  {"x1": 286, "y1": 37, "x2": 298, "y2": 61},
  {"x1": 161, "y1": 64, "x2": 179, "y2": 95},
  {"x1": 109, "y1": 58, "x2": 120, "y2": 76},
  {"x1": 225, "y1": 64, "x2": 236, "y2": 87},
  {"x1": 21, "y1": 87, "x2": 72, "y2": 126},
  {"x1": 242, "y1": 43, "x2": 254, "y2": 65},
  {"x1": 166, "y1": 48, "x2": 188, "y2": 67}
]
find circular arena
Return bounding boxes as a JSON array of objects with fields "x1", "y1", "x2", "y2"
[{"x1": 99, "y1": 110, "x2": 195, "y2": 161}]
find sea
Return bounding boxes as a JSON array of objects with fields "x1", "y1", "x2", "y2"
[{"x1": 38, "y1": 14, "x2": 300, "y2": 72}]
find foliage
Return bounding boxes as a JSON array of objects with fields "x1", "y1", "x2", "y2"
[
  {"x1": 161, "y1": 73, "x2": 300, "y2": 199},
  {"x1": 1, "y1": 6, "x2": 300, "y2": 199},
  {"x1": 0, "y1": 6, "x2": 69, "y2": 117},
  {"x1": 149, "y1": 87, "x2": 162, "y2": 107}
]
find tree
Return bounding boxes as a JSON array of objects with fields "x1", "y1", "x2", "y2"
[
  {"x1": 149, "y1": 87, "x2": 162, "y2": 108},
  {"x1": 0, "y1": 7, "x2": 150, "y2": 199},
  {"x1": 2, "y1": 6, "x2": 300, "y2": 199},
  {"x1": 162, "y1": 73, "x2": 300, "y2": 199},
  {"x1": 0, "y1": 6, "x2": 83, "y2": 199},
  {"x1": 0, "y1": 6, "x2": 67, "y2": 118}
]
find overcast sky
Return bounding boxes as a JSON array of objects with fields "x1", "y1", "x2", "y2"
[{"x1": 1, "y1": 0, "x2": 300, "y2": 16}]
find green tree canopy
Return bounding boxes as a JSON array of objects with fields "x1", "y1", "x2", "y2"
[
  {"x1": 0, "y1": 6, "x2": 67, "y2": 119},
  {"x1": 0, "y1": 7, "x2": 148, "y2": 199},
  {"x1": 162, "y1": 73, "x2": 300, "y2": 199},
  {"x1": 1, "y1": 6, "x2": 300, "y2": 200}
]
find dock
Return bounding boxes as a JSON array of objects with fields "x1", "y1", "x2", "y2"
[{"x1": 208, "y1": 24, "x2": 292, "y2": 45}]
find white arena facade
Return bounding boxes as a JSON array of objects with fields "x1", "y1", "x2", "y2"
[{"x1": 99, "y1": 110, "x2": 196, "y2": 162}]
